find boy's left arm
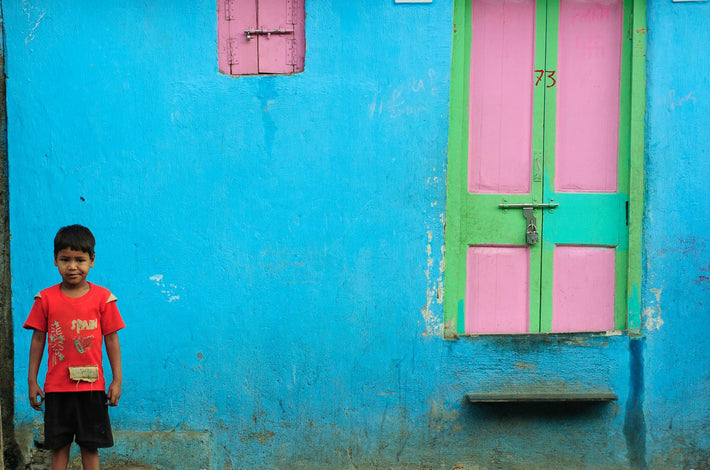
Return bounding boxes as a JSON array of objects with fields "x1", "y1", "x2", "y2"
[{"x1": 104, "y1": 332, "x2": 123, "y2": 406}]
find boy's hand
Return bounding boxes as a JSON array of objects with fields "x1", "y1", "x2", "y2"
[
  {"x1": 107, "y1": 380, "x2": 122, "y2": 406},
  {"x1": 28, "y1": 381, "x2": 45, "y2": 411}
]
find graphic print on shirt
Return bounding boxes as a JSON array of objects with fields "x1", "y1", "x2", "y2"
[
  {"x1": 71, "y1": 318, "x2": 98, "y2": 354},
  {"x1": 74, "y1": 336, "x2": 94, "y2": 354},
  {"x1": 72, "y1": 318, "x2": 98, "y2": 334},
  {"x1": 48, "y1": 320, "x2": 65, "y2": 365}
]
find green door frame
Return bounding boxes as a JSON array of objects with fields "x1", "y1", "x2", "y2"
[{"x1": 443, "y1": 0, "x2": 646, "y2": 337}]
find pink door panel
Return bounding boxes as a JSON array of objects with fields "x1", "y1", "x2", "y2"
[
  {"x1": 466, "y1": 246, "x2": 530, "y2": 334},
  {"x1": 555, "y1": 0, "x2": 623, "y2": 193},
  {"x1": 468, "y1": 0, "x2": 536, "y2": 194},
  {"x1": 551, "y1": 246, "x2": 615, "y2": 332}
]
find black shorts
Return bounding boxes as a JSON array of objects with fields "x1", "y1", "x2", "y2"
[{"x1": 44, "y1": 391, "x2": 114, "y2": 450}]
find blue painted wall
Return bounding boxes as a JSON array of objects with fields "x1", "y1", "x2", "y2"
[
  {"x1": 643, "y1": 1, "x2": 710, "y2": 468},
  {"x1": 5, "y1": 1, "x2": 709, "y2": 469}
]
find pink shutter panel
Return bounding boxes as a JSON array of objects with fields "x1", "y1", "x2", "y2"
[
  {"x1": 257, "y1": 0, "x2": 305, "y2": 73},
  {"x1": 218, "y1": 0, "x2": 259, "y2": 75}
]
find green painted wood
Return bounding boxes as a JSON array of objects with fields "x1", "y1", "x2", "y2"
[
  {"x1": 542, "y1": 194, "x2": 626, "y2": 246},
  {"x1": 539, "y1": 0, "x2": 560, "y2": 332},
  {"x1": 614, "y1": 0, "x2": 635, "y2": 330},
  {"x1": 443, "y1": 0, "x2": 470, "y2": 337},
  {"x1": 626, "y1": 0, "x2": 647, "y2": 332}
]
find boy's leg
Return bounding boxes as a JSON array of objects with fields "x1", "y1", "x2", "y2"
[
  {"x1": 80, "y1": 446, "x2": 100, "y2": 470},
  {"x1": 45, "y1": 393, "x2": 75, "y2": 470},
  {"x1": 75, "y1": 391, "x2": 114, "y2": 446},
  {"x1": 51, "y1": 443, "x2": 71, "y2": 470}
]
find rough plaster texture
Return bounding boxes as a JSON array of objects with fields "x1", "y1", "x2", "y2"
[
  {"x1": 642, "y1": 1, "x2": 710, "y2": 468},
  {"x1": 3, "y1": 0, "x2": 710, "y2": 469}
]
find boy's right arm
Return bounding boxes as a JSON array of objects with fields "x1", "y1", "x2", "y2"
[{"x1": 28, "y1": 329, "x2": 46, "y2": 410}]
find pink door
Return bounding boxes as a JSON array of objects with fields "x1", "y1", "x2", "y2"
[{"x1": 454, "y1": 0, "x2": 629, "y2": 334}]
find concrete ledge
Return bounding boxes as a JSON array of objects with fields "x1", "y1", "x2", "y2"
[{"x1": 466, "y1": 391, "x2": 618, "y2": 403}]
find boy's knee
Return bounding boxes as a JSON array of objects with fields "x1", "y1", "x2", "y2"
[{"x1": 80, "y1": 446, "x2": 100, "y2": 470}]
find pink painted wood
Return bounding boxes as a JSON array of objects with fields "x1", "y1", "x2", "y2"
[
  {"x1": 555, "y1": 0, "x2": 623, "y2": 192},
  {"x1": 218, "y1": 0, "x2": 259, "y2": 75},
  {"x1": 258, "y1": 0, "x2": 305, "y2": 74},
  {"x1": 466, "y1": 246, "x2": 530, "y2": 334},
  {"x1": 468, "y1": 0, "x2": 536, "y2": 194},
  {"x1": 218, "y1": 0, "x2": 304, "y2": 75},
  {"x1": 552, "y1": 246, "x2": 615, "y2": 332}
]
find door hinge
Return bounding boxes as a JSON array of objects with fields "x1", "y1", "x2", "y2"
[
  {"x1": 287, "y1": 0, "x2": 298, "y2": 24},
  {"x1": 228, "y1": 38, "x2": 239, "y2": 68},
  {"x1": 287, "y1": 38, "x2": 296, "y2": 67},
  {"x1": 224, "y1": 0, "x2": 235, "y2": 21}
]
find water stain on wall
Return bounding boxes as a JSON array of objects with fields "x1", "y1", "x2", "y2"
[{"x1": 623, "y1": 337, "x2": 647, "y2": 469}]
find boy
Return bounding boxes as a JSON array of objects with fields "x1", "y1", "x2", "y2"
[{"x1": 25, "y1": 224, "x2": 125, "y2": 470}]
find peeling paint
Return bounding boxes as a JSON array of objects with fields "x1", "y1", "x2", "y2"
[
  {"x1": 427, "y1": 398, "x2": 461, "y2": 435},
  {"x1": 515, "y1": 361, "x2": 537, "y2": 370},
  {"x1": 422, "y1": 231, "x2": 444, "y2": 335},
  {"x1": 22, "y1": 0, "x2": 45, "y2": 44},
  {"x1": 642, "y1": 288, "x2": 664, "y2": 331},
  {"x1": 149, "y1": 274, "x2": 182, "y2": 303}
]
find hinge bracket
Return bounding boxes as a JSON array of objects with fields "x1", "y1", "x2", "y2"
[{"x1": 224, "y1": 0, "x2": 235, "y2": 21}]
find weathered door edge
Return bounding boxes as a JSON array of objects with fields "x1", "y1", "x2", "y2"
[
  {"x1": 0, "y1": 0, "x2": 22, "y2": 468},
  {"x1": 626, "y1": 0, "x2": 646, "y2": 333}
]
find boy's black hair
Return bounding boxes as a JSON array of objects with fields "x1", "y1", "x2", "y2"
[{"x1": 54, "y1": 224, "x2": 96, "y2": 259}]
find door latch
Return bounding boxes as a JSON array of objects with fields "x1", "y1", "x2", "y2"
[{"x1": 498, "y1": 201, "x2": 558, "y2": 246}]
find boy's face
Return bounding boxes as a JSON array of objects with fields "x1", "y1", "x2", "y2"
[{"x1": 54, "y1": 247, "x2": 95, "y2": 289}]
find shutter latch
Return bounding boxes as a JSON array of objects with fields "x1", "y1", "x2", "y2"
[{"x1": 244, "y1": 28, "x2": 294, "y2": 41}]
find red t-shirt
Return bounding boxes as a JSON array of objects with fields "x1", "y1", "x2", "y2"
[{"x1": 23, "y1": 283, "x2": 125, "y2": 392}]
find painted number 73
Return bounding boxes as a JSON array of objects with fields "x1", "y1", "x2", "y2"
[{"x1": 534, "y1": 69, "x2": 557, "y2": 88}]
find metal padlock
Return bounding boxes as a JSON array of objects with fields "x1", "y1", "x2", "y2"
[
  {"x1": 526, "y1": 224, "x2": 539, "y2": 245},
  {"x1": 523, "y1": 207, "x2": 539, "y2": 245}
]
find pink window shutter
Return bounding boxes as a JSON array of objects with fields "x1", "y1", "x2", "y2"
[
  {"x1": 257, "y1": 0, "x2": 305, "y2": 73},
  {"x1": 218, "y1": 0, "x2": 259, "y2": 75}
]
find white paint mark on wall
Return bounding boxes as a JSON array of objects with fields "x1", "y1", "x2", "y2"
[
  {"x1": 368, "y1": 70, "x2": 440, "y2": 119},
  {"x1": 23, "y1": 1, "x2": 46, "y2": 44},
  {"x1": 642, "y1": 288, "x2": 664, "y2": 331},
  {"x1": 667, "y1": 90, "x2": 696, "y2": 110},
  {"x1": 150, "y1": 274, "x2": 182, "y2": 303}
]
